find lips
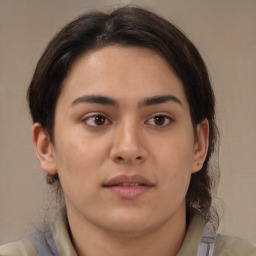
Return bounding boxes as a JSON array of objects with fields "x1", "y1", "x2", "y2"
[
  {"x1": 114, "y1": 183, "x2": 141, "y2": 187},
  {"x1": 103, "y1": 174, "x2": 154, "y2": 199}
]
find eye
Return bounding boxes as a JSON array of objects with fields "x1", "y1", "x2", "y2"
[
  {"x1": 146, "y1": 115, "x2": 173, "y2": 127},
  {"x1": 83, "y1": 114, "x2": 111, "y2": 127}
]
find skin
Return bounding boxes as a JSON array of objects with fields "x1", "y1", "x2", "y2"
[{"x1": 33, "y1": 46, "x2": 209, "y2": 256}]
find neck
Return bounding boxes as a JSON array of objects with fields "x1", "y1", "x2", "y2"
[{"x1": 66, "y1": 204, "x2": 187, "y2": 256}]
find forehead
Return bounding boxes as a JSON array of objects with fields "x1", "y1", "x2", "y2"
[{"x1": 59, "y1": 45, "x2": 188, "y2": 108}]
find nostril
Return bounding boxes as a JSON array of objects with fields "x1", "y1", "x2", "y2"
[
  {"x1": 115, "y1": 155, "x2": 142, "y2": 162},
  {"x1": 116, "y1": 156, "x2": 123, "y2": 161}
]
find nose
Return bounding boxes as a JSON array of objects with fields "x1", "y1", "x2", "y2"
[{"x1": 110, "y1": 122, "x2": 148, "y2": 164}]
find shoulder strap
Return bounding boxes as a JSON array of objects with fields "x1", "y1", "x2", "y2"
[
  {"x1": 197, "y1": 222, "x2": 216, "y2": 256},
  {"x1": 29, "y1": 224, "x2": 60, "y2": 256}
]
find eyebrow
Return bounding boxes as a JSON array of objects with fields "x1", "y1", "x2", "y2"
[
  {"x1": 71, "y1": 95, "x2": 118, "y2": 107},
  {"x1": 70, "y1": 94, "x2": 182, "y2": 108},
  {"x1": 140, "y1": 95, "x2": 182, "y2": 107}
]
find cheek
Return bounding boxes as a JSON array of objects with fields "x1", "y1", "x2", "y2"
[
  {"x1": 151, "y1": 133, "x2": 194, "y2": 192},
  {"x1": 53, "y1": 139, "x2": 91, "y2": 193},
  {"x1": 54, "y1": 128, "x2": 105, "y2": 172},
  {"x1": 156, "y1": 146, "x2": 192, "y2": 208},
  {"x1": 53, "y1": 130, "x2": 111, "y2": 199},
  {"x1": 53, "y1": 139, "x2": 100, "y2": 205},
  {"x1": 154, "y1": 136, "x2": 194, "y2": 172}
]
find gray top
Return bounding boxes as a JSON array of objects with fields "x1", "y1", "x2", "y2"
[{"x1": 1, "y1": 208, "x2": 255, "y2": 256}]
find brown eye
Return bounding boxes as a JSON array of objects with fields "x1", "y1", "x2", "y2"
[
  {"x1": 85, "y1": 115, "x2": 110, "y2": 127},
  {"x1": 147, "y1": 115, "x2": 173, "y2": 126}
]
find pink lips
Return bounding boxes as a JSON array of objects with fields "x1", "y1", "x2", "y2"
[{"x1": 103, "y1": 174, "x2": 154, "y2": 200}]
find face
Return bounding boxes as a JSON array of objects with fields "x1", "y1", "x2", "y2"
[{"x1": 34, "y1": 46, "x2": 208, "y2": 236}]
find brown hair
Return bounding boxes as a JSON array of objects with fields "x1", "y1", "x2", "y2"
[{"x1": 27, "y1": 6, "x2": 219, "y2": 223}]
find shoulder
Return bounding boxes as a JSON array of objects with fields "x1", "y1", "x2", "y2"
[
  {"x1": 214, "y1": 233, "x2": 256, "y2": 256},
  {"x1": 0, "y1": 239, "x2": 39, "y2": 256}
]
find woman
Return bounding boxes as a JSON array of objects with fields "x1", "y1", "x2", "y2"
[{"x1": 1, "y1": 6, "x2": 255, "y2": 256}]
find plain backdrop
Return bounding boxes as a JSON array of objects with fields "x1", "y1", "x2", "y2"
[{"x1": 0, "y1": 0, "x2": 255, "y2": 244}]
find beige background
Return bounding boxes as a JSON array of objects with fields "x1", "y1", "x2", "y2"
[{"x1": 0, "y1": 0, "x2": 255, "y2": 245}]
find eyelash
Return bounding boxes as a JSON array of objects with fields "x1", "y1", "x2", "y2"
[
  {"x1": 82, "y1": 113, "x2": 173, "y2": 128},
  {"x1": 82, "y1": 114, "x2": 111, "y2": 127},
  {"x1": 145, "y1": 115, "x2": 174, "y2": 127}
]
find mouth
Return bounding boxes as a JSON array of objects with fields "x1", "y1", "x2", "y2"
[
  {"x1": 110, "y1": 183, "x2": 147, "y2": 187},
  {"x1": 103, "y1": 175, "x2": 154, "y2": 200}
]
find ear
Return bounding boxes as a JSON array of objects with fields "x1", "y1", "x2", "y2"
[
  {"x1": 191, "y1": 119, "x2": 209, "y2": 173},
  {"x1": 32, "y1": 123, "x2": 57, "y2": 175}
]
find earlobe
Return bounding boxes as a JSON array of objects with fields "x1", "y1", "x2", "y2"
[
  {"x1": 191, "y1": 119, "x2": 209, "y2": 173},
  {"x1": 32, "y1": 123, "x2": 57, "y2": 175}
]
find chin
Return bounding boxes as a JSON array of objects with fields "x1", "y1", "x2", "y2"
[{"x1": 102, "y1": 209, "x2": 163, "y2": 236}]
